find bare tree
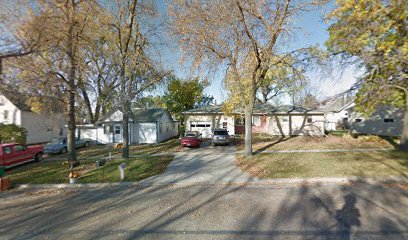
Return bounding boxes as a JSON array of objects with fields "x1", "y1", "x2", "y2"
[
  {"x1": 3, "y1": 0, "x2": 99, "y2": 162},
  {"x1": 170, "y1": 0, "x2": 327, "y2": 156},
  {"x1": 107, "y1": 0, "x2": 167, "y2": 159}
]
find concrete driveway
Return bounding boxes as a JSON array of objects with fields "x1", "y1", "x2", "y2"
[{"x1": 140, "y1": 141, "x2": 257, "y2": 185}]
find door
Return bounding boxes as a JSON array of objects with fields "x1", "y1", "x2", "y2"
[
  {"x1": 190, "y1": 122, "x2": 212, "y2": 138},
  {"x1": 113, "y1": 124, "x2": 122, "y2": 143}
]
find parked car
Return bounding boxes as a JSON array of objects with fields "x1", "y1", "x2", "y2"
[
  {"x1": 212, "y1": 128, "x2": 230, "y2": 146},
  {"x1": 0, "y1": 143, "x2": 44, "y2": 168},
  {"x1": 181, "y1": 131, "x2": 202, "y2": 148},
  {"x1": 44, "y1": 137, "x2": 91, "y2": 154}
]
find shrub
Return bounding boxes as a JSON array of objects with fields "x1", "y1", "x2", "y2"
[{"x1": 0, "y1": 124, "x2": 28, "y2": 144}]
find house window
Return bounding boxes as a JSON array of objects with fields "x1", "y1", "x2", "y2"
[
  {"x1": 0, "y1": 97, "x2": 4, "y2": 106},
  {"x1": 384, "y1": 118, "x2": 394, "y2": 123},
  {"x1": 355, "y1": 119, "x2": 362, "y2": 123},
  {"x1": 252, "y1": 116, "x2": 260, "y2": 126},
  {"x1": 104, "y1": 125, "x2": 114, "y2": 134},
  {"x1": 4, "y1": 110, "x2": 8, "y2": 120},
  {"x1": 114, "y1": 126, "x2": 121, "y2": 134},
  {"x1": 222, "y1": 122, "x2": 228, "y2": 129},
  {"x1": 166, "y1": 122, "x2": 169, "y2": 132},
  {"x1": 307, "y1": 117, "x2": 313, "y2": 123},
  {"x1": 159, "y1": 123, "x2": 162, "y2": 134}
]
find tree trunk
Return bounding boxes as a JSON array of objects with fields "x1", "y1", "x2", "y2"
[
  {"x1": 244, "y1": 94, "x2": 255, "y2": 157},
  {"x1": 122, "y1": 108, "x2": 130, "y2": 159},
  {"x1": 67, "y1": 2, "x2": 76, "y2": 162},
  {"x1": 400, "y1": 101, "x2": 408, "y2": 151}
]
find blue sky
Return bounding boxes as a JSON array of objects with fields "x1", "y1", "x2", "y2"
[{"x1": 155, "y1": 0, "x2": 360, "y2": 103}]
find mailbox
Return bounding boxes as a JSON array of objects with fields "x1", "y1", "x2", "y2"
[{"x1": 95, "y1": 160, "x2": 106, "y2": 167}]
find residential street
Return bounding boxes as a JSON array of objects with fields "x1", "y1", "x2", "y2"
[
  {"x1": 1, "y1": 182, "x2": 408, "y2": 240},
  {"x1": 1, "y1": 144, "x2": 408, "y2": 240}
]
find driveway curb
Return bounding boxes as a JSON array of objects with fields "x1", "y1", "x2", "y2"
[{"x1": 14, "y1": 176, "x2": 407, "y2": 190}]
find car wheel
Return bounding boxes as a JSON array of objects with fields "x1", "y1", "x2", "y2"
[
  {"x1": 84, "y1": 141, "x2": 89, "y2": 147},
  {"x1": 35, "y1": 153, "x2": 43, "y2": 162},
  {"x1": 60, "y1": 147, "x2": 67, "y2": 154}
]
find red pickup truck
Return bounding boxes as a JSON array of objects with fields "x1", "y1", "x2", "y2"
[{"x1": 0, "y1": 143, "x2": 44, "y2": 168}]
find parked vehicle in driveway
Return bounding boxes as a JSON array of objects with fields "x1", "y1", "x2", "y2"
[
  {"x1": 0, "y1": 143, "x2": 44, "y2": 168},
  {"x1": 44, "y1": 137, "x2": 90, "y2": 154},
  {"x1": 212, "y1": 128, "x2": 230, "y2": 146},
  {"x1": 181, "y1": 131, "x2": 202, "y2": 148}
]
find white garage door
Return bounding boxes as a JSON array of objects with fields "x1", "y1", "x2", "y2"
[{"x1": 190, "y1": 122, "x2": 212, "y2": 138}]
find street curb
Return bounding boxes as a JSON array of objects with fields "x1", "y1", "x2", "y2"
[
  {"x1": 14, "y1": 176, "x2": 408, "y2": 190},
  {"x1": 16, "y1": 182, "x2": 134, "y2": 189}
]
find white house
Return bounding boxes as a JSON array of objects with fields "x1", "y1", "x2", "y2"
[
  {"x1": 319, "y1": 92, "x2": 355, "y2": 131},
  {"x1": 78, "y1": 108, "x2": 179, "y2": 144},
  {"x1": 184, "y1": 103, "x2": 325, "y2": 137},
  {"x1": 0, "y1": 91, "x2": 65, "y2": 144}
]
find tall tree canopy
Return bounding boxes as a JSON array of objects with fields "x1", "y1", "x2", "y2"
[
  {"x1": 327, "y1": 0, "x2": 408, "y2": 150},
  {"x1": 170, "y1": 0, "x2": 327, "y2": 156}
]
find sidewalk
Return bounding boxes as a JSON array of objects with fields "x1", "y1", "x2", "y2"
[{"x1": 249, "y1": 148, "x2": 394, "y2": 154}]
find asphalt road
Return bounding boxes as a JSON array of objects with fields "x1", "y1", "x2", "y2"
[
  {"x1": 1, "y1": 181, "x2": 407, "y2": 240},
  {"x1": 1, "y1": 143, "x2": 407, "y2": 239}
]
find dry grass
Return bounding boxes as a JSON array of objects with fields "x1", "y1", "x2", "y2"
[
  {"x1": 235, "y1": 134, "x2": 396, "y2": 152},
  {"x1": 236, "y1": 150, "x2": 408, "y2": 179}
]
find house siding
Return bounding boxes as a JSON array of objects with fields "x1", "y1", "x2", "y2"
[
  {"x1": 348, "y1": 105, "x2": 403, "y2": 137},
  {"x1": 325, "y1": 110, "x2": 349, "y2": 131},
  {"x1": 185, "y1": 114, "x2": 235, "y2": 136},
  {"x1": 0, "y1": 95, "x2": 22, "y2": 126},
  {"x1": 253, "y1": 114, "x2": 325, "y2": 136},
  {"x1": 139, "y1": 123, "x2": 157, "y2": 143},
  {"x1": 21, "y1": 111, "x2": 65, "y2": 144},
  {"x1": 157, "y1": 111, "x2": 179, "y2": 143},
  {"x1": 186, "y1": 113, "x2": 325, "y2": 136},
  {"x1": 0, "y1": 94, "x2": 65, "y2": 144}
]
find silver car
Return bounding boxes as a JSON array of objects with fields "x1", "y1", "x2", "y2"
[{"x1": 212, "y1": 128, "x2": 230, "y2": 146}]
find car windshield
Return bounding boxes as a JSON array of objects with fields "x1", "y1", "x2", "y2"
[
  {"x1": 185, "y1": 133, "x2": 197, "y2": 137},
  {"x1": 214, "y1": 130, "x2": 228, "y2": 135},
  {"x1": 49, "y1": 138, "x2": 64, "y2": 144}
]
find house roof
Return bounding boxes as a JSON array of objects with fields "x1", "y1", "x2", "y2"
[
  {"x1": 132, "y1": 108, "x2": 168, "y2": 122},
  {"x1": 99, "y1": 107, "x2": 173, "y2": 123},
  {"x1": 0, "y1": 90, "x2": 31, "y2": 111},
  {"x1": 184, "y1": 103, "x2": 323, "y2": 115},
  {"x1": 318, "y1": 95, "x2": 354, "y2": 112}
]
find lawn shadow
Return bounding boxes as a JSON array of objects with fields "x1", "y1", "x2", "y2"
[
  {"x1": 253, "y1": 136, "x2": 296, "y2": 154},
  {"x1": 379, "y1": 136, "x2": 400, "y2": 149}
]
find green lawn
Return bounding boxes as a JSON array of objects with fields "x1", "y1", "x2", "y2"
[
  {"x1": 236, "y1": 150, "x2": 408, "y2": 179},
  {"x1": 6, "y1": 139, "x2": 181, "y2": 184},
  {"x1": 46, "y1": 139, "x2": 182, "y2": 161},
  {"x1": 7, "y1": 155, "x2": 173, "y2": 184}
]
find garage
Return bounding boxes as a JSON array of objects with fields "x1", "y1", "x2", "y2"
[{"x1": 190, "y1": 122, "x2": 212, "y2": 138}]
